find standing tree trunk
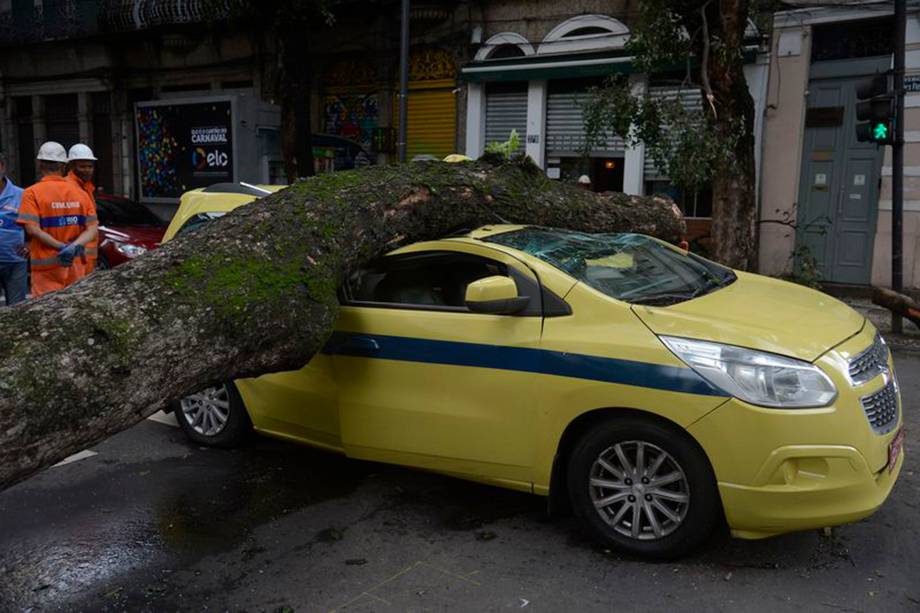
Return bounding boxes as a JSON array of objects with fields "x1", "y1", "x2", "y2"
[
  {"x1": 700, "y1": 0, "x2": 757, "y2": 270},
  {"x1": 0, "y1": 160, "x2": 684, "y2": 491},
  {"x1": 279, "y1": 23, "x2": 315, "y2": 182}
]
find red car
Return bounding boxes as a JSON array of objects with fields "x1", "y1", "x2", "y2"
[{"x1": 94, "y1": 194, "x2": 168, "y2": 269}]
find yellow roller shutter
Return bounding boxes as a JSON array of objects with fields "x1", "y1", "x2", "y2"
[{"x1": 402, "y1": 88, "x2": 457, "y2": 159}]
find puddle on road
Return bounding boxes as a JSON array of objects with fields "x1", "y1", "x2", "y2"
[
  {"x1": 0, "y1": 437, "x2": 373, "y2": 610},
  {"x1": 151, "y1": 443, "x2": 371, "y2": 556}
]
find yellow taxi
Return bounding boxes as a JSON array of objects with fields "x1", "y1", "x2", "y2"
[{"x1": 164, "y1": 188, "x2": 904, "y2": 558}]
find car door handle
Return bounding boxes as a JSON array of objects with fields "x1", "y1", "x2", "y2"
[{"x1": 337, "y1": 335, "x2": 380, "y2": 354}]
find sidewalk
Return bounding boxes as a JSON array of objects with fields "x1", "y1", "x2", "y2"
[{"x1": 840, "y1": 295, "x2": 920, "y2": 353}]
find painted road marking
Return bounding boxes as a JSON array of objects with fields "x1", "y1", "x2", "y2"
[
  {"x1": 147, "y1": 411, "x2": 178, "y2": 427},
  {"x1": 53, "y1": 450, "x2": 98, "y2": 467}
]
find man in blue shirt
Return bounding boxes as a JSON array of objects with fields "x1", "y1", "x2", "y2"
[{"x1": 0, "y1": 151, "x2": 27, "y2": 306}]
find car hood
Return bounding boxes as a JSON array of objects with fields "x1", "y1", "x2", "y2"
[
  {"x1": 100, "y1": 225, "x2": 165, "y2": 248},
  {"x1": 631, "y1": 271, "x2": 865, "y2": 362}
]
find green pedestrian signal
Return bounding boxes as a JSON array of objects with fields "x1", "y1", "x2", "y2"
[
  {"x1": 855, "y1": 73, "x2": 894, "y2": 145},
  {"x1": 873, "y1": 122, "x2": 889, "y2": 140}
]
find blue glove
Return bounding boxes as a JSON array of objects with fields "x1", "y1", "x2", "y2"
[{"x1": 57, "y1": 243, "x2": 84, "y2": 267}]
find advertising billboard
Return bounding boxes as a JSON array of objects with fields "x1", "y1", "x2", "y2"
[{"x1": 135, "y1": 98, "x2": 236, "y2": 202}]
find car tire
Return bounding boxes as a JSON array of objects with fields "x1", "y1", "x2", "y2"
[
  {"x1": 567, "y1": 416, "x2": 720, "y2": 559},
  {"x1": 96, "y1": 255, "x2": 110, "y2": 270},
  {"x1": 171, "y1": 381, "x2": 252, "y2": 448}
]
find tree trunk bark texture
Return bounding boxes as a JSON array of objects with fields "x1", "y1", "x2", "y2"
[
  {"x1": 872, "y1": 287, "x2": 920, "y2": 329},
  {"x1": 0, "y1": 159, "x2": 683, "y2": 490},
  {"x1": 279, "y1": 26, "x2": 315, "y2": 182},
  {"x1": 697, "y1": 0, "x2": 757, "y2": 270}
]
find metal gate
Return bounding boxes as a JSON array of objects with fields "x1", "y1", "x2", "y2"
[
  {"x1": 546, "y1": 81, "x2": 624, "y2": 157},
  {"x1": 484, "y1": 82, "x2": 527, "y2": 152},
  {"x1": 643, "y1": 86, "x2": 704, "y2": 182},
  {"x1": 405, "y1": 89, "x2": 456, "y2": 160}
]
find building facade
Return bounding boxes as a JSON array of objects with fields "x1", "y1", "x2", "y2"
[
  {"x1": 760, "y1": 3, "x2": 920, "y2": 288},
  {"x1": 18, "y1": 1, "x2": 913, "y2": 291},
  {"x1": 0, "y1": 0, "x2": 283, "y2": 217},
  {"x1": 460, "y1": 5, "x2": 769, "y2": 242}
]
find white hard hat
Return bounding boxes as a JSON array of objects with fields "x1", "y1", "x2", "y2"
[
  {"x1": 577, "y1": 174, "x2": 591, "y2": 184},
  {"x1": 36, "y1": 141, "x2": 68, "y2": 163},
  {"x1": 67, "y1": 143, "x2": 97, "y2": 162}
]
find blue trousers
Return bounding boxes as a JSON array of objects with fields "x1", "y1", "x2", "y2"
[{"x1": 0, "y1": 260, "x2": 28, "y2": 306}]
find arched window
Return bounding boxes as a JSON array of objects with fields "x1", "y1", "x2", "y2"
[
  {"x1": 538, "y1": 15, "x2": 629, "y2": 54},
  {"x1": 490, "y1": 44, "x2": 527, "y2": 60},
  {"x1": 565, "y1": 26, "x2": 610, "y2": 37},
  {"x1": 474, "y1": 32, "x2": 535, "y2": 61}
]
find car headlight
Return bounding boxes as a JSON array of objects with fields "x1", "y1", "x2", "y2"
[
  {"x1": 114, "y1": 243, "x2": 148, "y2": 258},
  {"x1": 661, "y1": 336, "x2": 837, "y2": 408}
]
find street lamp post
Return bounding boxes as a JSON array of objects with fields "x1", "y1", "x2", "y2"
[
  {"x1": 397, "y1": 0, "x2": 410, "y2": 162},
  {"x1": 892, "y1": 0, "x2": 906, "y2": 333}
]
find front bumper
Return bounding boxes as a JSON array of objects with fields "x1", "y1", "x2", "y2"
[
  {"x1": 687, "y1": 324, "x2": 904, "y2": 539},
  {"x1": 713, "y1": 438, "x2": 902, "y2": 539}
]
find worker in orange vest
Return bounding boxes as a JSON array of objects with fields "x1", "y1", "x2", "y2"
[
  {"x1": 17, "y1": 142, "x2": 97, "y2": 297},
  {"x1": 65, "y1": 143, "x2": 98, "y2": 272}
]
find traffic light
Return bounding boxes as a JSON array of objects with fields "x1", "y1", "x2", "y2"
[{"x1": 855, "y1": 74, "x2": 894, "y2": 145}]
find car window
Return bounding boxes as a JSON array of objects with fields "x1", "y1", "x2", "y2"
[
  {"x1": 345, "y1": 252, "x2": 510, "y2": 310},
  {"x1": 485, "y1": 227, "x2": 735, "y2": 306},
  {"x1": 176, "y1": 212, "x2": 227, "y2": 236},
  {"x1": 96, "y1": 199, "x2": 164, "y2": 226}
]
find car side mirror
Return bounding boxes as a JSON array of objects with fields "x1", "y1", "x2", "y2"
[{"x1": 464, "y1": 275, "x2": 529, "y2": 315}]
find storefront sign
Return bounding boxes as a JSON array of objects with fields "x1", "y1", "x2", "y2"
[{"x1": 135, "y1": 98, "x2": 236, "y2": 202}]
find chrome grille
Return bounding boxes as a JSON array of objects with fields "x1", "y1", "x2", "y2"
[
  {"x1": 860, "y1": 379, "x2": 900, "y2": 435},
  {"x1": 849, "y1": 334, "x2": 889, "y2": 385}
]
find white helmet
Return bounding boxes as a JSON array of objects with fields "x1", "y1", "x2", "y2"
[
  {"x1": 67, "y1": 143, "x2": 97, "y2": 162},
  {"x1": 36, "y1": 141, "x2": 68, "y2": 163}
]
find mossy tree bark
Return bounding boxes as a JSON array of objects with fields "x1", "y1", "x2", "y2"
[{"x1": 0, "y1": 159, "x2": 683, "y2": 490}]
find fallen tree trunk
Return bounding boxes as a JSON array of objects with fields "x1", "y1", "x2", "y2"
[
  {"x1": 872, "y1": 286, "x2": 920, "y2": 329},
  {"x1": 0, "y1": 159, "x2": 683, "y2": 490}
]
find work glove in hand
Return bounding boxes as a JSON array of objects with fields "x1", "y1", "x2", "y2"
[{"x1": 57, "y1": 243, "x2": 84, "y2": 267}]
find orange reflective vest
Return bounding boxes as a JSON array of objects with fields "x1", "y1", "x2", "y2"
[
  {"x1": 66, "y1": 171, "x2": 97, "y2": 272},
  {"x1": 17, "y1": 175, "x2": 97, "y2": 295}
]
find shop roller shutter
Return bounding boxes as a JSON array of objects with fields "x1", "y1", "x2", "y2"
[
  {"x1": 406, "y1": 89, "x2": 456, "y2": 159},
  {"x1": 546, "y1": 90, "x2": 624, "y2": 156},
  {"x1": 485, "y1": 85, "x2": 527, "y2": 152},
  {"x1": 643, "y1": 87, "x2": 704, "y2": 182}
]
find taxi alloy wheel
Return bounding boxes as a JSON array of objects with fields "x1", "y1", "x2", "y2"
[
  {"x1": 567, "y1": 417, "x2": 719, "y2": 559},
  {"x1": 172, "y1": 382, "x2": 252, "y2": 448},
  {"x1": 181, "y1": 385, "x2": 231, "y2": 437},
  {"x1": 589, "y1": 441, "x2": 690, "y2": 540}
]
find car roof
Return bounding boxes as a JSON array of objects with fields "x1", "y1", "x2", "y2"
[
  {"x1": 463, "y1": 224, "x2": 529, "y2": 239},
  {"x1": 162, "y1": 184, "x2": 286, "y2": 242}
]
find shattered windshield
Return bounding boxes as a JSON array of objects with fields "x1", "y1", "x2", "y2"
[{"x1": 484, "y1": 227, "x2": 735, "y2": 306}]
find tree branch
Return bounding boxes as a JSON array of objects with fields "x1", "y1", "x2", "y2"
[{"x1": 699, "y1": 0, "x2": 718, "y2": 119}]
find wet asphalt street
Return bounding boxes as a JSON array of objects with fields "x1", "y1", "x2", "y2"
[{"x1": 1, "y1": 355, "x2": 919, "y2": 612}]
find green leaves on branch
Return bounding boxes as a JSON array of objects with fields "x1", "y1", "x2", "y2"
[
  {"x1": 582, "y1": 77, "x2": 744, "y2": 195},
  {"x1": 484, "y1": 129, "x2": 522, "y2": 160},
  {"x1": 624, "y1": 0, "x2": 692, "y2": 74}
]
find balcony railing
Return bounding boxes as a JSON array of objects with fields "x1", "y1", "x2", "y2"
[
  {"x1": 0, "y1": 0, "x2": 226, "y2": 46},
  {"x1": 0, "y1": 0, "x2": 100, "y2": 46},
  {"x1": 101, "y1": 0, "x2": 226, "y2": 32}
]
